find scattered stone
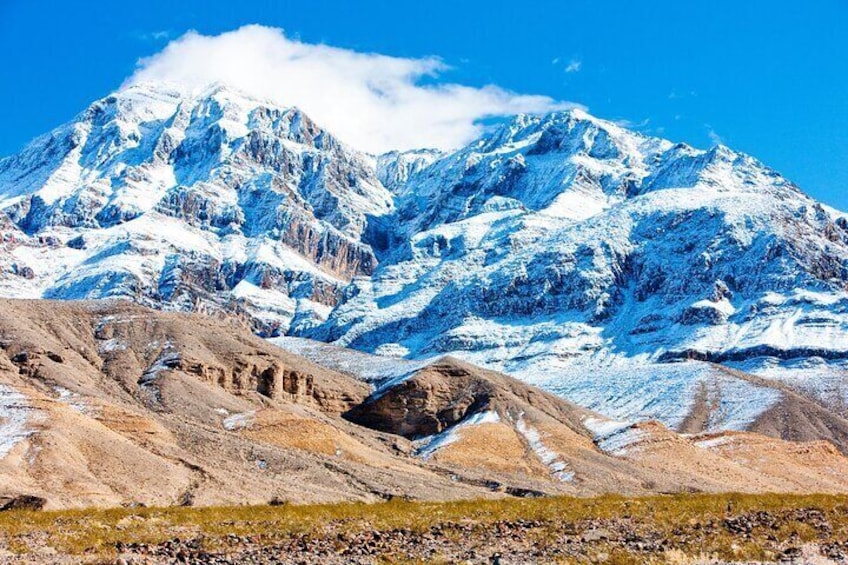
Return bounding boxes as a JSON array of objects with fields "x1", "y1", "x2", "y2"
[
  {"x1": 46, "y1": 351, "x2": 64, "y2": 363},
  {"x1": 0, "y1": 495, "x2": 47, "y2": 511},
  {"x1": 10, "y1": 351, "x2": 29, "y2": 364},
  {"x1": 63, "y1": 511, "x2": 848, "y2": 565},
  {"x1": 581, "y1": 528, "x2": 613, "y2": 542}
]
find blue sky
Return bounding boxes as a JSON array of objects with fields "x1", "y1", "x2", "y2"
[{"x1": 1, "y1": 0, "x2": 846, "y2": 210}]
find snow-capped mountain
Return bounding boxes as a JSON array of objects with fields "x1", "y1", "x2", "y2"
[
  {"x1": 308, "y1": 109, "x2": 848, "y2": 423},
  {"x1": 0, "y1": 82, "x2": 394, "y2": 334},
  {"x1": 1, "y1": 83, "x2": 847, "y2": 431}
]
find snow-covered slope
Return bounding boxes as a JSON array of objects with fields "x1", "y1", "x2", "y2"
[
  {"x1": 0, "y1": 82, "x2": 394, "y2": 334},
  {"x1": 309, "y1": 109, "x2": 848, "y2": 425},
  {"x1": 1, "y1": 85, "x2": 847, "y2": 431}
]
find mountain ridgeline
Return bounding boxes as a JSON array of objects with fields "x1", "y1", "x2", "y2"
[{"x1": 0, "y1": 82, "x2": 847, "y2": 431}]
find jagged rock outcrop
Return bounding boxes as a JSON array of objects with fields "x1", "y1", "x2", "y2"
[
  {"x1": 345, "y1": 359, "x2": 497, "y2": 437},
  {"x1": 345, "y1": 357, "x2": 590, "y2": 439},
  {"x1": 0, "y1": 83, "x2": 394, "y2": 335}
]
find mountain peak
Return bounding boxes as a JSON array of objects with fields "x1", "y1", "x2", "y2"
[
  {"x1": 0, "y1": 80, "x2": 396, "y2": 335},
  {"x1": 119, "y1": 80, "x2": 269, "y2": 106}
]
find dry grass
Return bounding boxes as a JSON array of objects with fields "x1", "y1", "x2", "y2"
[{"x1": 0, "y1": 493, "x2": 846, "y2": 562}]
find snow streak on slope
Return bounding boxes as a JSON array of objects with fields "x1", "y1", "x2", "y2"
[
  {"x1": 595, "y1": 426, "x2": 648, "y2": 457},
  {"x1": 515, "y1": 415, "x2": 574, "y2": 482}
]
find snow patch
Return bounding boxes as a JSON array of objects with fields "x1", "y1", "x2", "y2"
[
  {"x1": 414, "y1": 411, "x2": 500, "y2": 460},
  {"x1": 515, "y1": 415, "x2": 574, "y2": 482},
  {"x1": 595, "y1": 425, "x2": 647, "y2": 457},
  {"x1": 139, "y1": 348, "x2": 180, "y2": 385},
  {"x1": 0, "y1": 385, "x2": 38, "y2": 459},
  {"x1": 582, "y1": 417, "x2": 632, "y2": 440},
  {"x1": 223, "y1": 411, "x2": 256, "y2": 431},
  {"x1": 54, "y1": 387, "x2": 89, "y2": 414},
  {"x1": 98, "y1": 338, "x2": 127, "y2": 353},
  {"x1": 694, "y1": 435, "x2": 736, "y2": 450},
  {"x1": 530, "y1": 361, "x2": 782, "y2": 433}
]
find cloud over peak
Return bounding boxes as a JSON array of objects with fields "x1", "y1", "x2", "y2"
[{"x1": 125, "y1": 25, "x2": 578, "y2": 153}]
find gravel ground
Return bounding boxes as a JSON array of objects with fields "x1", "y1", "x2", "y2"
[{"x1": 83, "y1": 508, "x2": 848, "y2": 564}]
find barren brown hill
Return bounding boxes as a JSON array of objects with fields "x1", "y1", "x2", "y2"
[
  {"x1": 341, "y1": 356, "x2": 848, "y2": 497},
  {"x1": 0, "y1": 299, "x2": 847, "y2": 510},
  {"x1": 0, "y1": 299, "x2": 485, "y2": 509}
]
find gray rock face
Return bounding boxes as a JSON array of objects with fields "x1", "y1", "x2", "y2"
[{"x1": 0, "y1": 83, "x2": 395, "y2": 335}]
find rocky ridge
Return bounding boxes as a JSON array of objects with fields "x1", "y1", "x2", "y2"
[{"x1": 0, "y1": 83, "x2": 394, "y2": 336}]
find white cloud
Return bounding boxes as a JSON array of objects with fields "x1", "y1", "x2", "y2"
[
  {"x1": 124, "y1": 25, "x2": 579, "y2": 153},
  {"x1": 564, "y1": 59, "x2": 582, "y2": 73},
  {"x1": 133, "y1": 30, "x2": 171, "y2": 42},
  {"x1": 612, "y1": 117, "x2": 650, "y2": 129},
  {"x1": 668, "y1": 89, "x2": 697, "y2": 100},
  {"x1": 705, "y1": 124, "x2": 724, "y2": 145}
]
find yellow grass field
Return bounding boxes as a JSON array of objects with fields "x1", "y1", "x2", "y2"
[{"x1": 1, "y1": 493, "x2": 847, "y2": 563}]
